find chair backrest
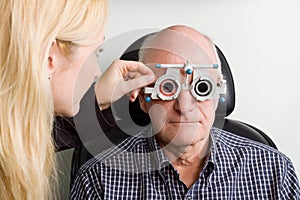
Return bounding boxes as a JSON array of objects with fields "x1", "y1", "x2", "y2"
[
  {"x1": 71, "y1": 33, "x2": 277, "y2": 181},
  {"x1": 120, "y1": 32, "x2": 277, "y2": 148}
]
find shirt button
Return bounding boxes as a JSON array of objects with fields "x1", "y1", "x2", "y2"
[{"x1": 186, "y1": 196, "x2": 191, "y2": 200}]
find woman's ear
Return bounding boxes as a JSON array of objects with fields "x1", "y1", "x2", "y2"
[{"x1": 48, "y1": 40, "x2": 63, "y2": 74}]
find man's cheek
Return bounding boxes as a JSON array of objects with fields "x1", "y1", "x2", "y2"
[{"x1": 148, "y1": 104, "x2": 167, "y2": 135}]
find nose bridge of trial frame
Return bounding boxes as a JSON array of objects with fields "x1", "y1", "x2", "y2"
[{"x1": 144, "y1": 60, "x2": 226, "y2": 103}]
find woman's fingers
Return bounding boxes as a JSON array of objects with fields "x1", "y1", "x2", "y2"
[
  {"x1": 119, "y1": 60, "x2": 154, "y2": 76},
  {"x1": 129, "y1": 89, "x2": 140, "y2": 102},
  {"x1": 95, "y1": 60, "x2": 155, "y2": 110},
  {"x1": 118, "y1": 75, "x2": 155, "y2": 97}
]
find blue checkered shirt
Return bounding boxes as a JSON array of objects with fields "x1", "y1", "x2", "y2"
[{"x1": 70, "y1": 127, "x2": 300, "y2": 199}]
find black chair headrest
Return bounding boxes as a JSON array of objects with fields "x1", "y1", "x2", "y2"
[{"x1": 120, "y1": 33, "x2": 235, "y2": 126}]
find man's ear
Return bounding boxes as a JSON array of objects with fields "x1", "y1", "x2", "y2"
[
  {"x1": 213, "y1": 99, "x2": 219, "y2": 111},
  {"x1": 138, "y1": 93, "x2": 149, "y2": 113}
]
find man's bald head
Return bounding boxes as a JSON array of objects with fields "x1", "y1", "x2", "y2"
[
  {"x1": 139, "y1": 25, "x2": 221, "y2": 79},
  {"x1": 139, "y1": 25, "x2": 220, "y2": 66}
]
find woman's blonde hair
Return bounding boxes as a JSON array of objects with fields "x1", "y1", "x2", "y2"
[{"x1": 0, "y1": 0, "x2": 107, "y2": 199}]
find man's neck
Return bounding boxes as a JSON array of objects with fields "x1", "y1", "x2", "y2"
[{"x1": 160, "y1": 136, "x2": 211, "y2": 188}]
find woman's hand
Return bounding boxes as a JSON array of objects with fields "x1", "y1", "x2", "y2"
[{"x1": 95, "y1": 60, "x2": 155, "y2": 110}]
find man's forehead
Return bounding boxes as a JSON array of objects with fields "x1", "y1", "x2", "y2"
[{"x1": 141, "y1": 29, "x2": 218, "y2": 64}]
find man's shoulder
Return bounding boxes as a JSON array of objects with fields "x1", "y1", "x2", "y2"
[
  {"x1": 212, "y1": 127, "x2": 292, "y2": 164},
  {"x1": 211, "y1": 128, "x2": 299, "y2": 198}
]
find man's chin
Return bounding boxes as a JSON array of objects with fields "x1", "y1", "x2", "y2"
[
  {"x1": 170, "y1": 122, "x2": 202, "y2": 132},
  {"x1": 165, "y1": 123, "x2": 207, "y2": 145}
]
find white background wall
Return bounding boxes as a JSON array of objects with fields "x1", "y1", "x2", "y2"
[{"x1": 106, "y1": 0, "x2": 300, "y2": 177}]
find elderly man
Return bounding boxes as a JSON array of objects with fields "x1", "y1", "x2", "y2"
[{"x1": 70, "y1": 25, "x2": 299, "y2": 199}]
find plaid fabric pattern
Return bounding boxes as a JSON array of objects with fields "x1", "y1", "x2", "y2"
[{"x1": 70, "y1": 127, "x2": 300, "y2": 200}]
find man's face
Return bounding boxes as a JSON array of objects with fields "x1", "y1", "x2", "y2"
[{"x1": 139, "y1": 51, "x2": 219, "y2": 148}]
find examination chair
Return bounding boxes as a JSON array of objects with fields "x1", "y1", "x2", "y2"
[{"x1": 70, "y1": 33, "x2": 277, "y2": 181}]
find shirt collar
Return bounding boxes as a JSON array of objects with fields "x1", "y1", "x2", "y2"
[
  {"x1": 205, "y1": 127, "x2": 227, "y2": 177},
  {"x1": 208, "y1": 128, "x2": 218, "y2": 164},
  {"x1": 202, "y1": 129, "x2": 217, "y2": 177},
  {"x1": 147, "y1": 127, "x2": 170, "y2": 170}
]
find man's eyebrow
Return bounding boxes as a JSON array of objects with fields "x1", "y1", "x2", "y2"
[{"x1": 147, "y1": 83, "x2": 155, "y2": 87}]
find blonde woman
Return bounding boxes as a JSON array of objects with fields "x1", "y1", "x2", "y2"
[{"x1": 0, "y1": 0, "x2": 154, "y2": 199}]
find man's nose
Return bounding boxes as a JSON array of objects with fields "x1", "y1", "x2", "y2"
[{"x1": 174, "y1": 89, "x2": 196, "y2": 113}]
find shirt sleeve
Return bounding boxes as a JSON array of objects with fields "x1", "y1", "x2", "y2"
[
  {"x1": 280, "y1": 160, "x2": 300, "y2": 199},
  {"x1": 53, "y1": 116, "x2": 81, "y2": 152}
]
